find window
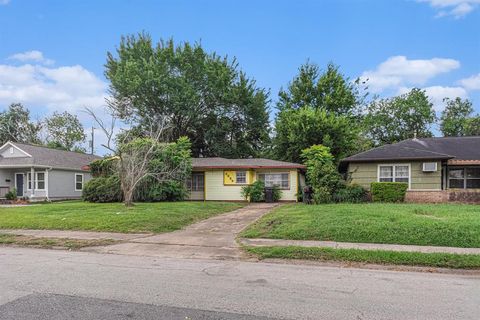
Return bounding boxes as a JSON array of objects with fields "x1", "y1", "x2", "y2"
[
  {"x1": 258, "y1": 173, "x2": 290, "y2": 189},
  {"x1": 75, "y1": 174, "x2": 83, "y2": 191},
  {"x1": 236, "y1": 171, "x2": 247, "y2": 184},
  {"x1": 378, "y1": 165, "x2": 410, "y2": 185},
  {"x1": 188, "y1": 173, "x2": 204, "y2": 192},
  {"x1": 27, "y1": 172, "x2": 33, "y2": 190},
  {"x1": 10, "y1": 147, "x2": 14, "y2": 154},
  {"x1": 36, "y1": 172, "x2": 45, "y2": 190},
  {"x1": 449, "y1": 167, "x2": 480, "y2": 189}
]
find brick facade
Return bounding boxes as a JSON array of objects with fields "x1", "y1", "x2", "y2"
[{"x1": 405, "y1": 190, "x2": 480, "y2": 203}]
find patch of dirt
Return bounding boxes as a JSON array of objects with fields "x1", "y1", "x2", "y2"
[{"x1": 0, "y1": 234, "x2": 119, "y2": 250}]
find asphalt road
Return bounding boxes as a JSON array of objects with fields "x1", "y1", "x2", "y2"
[{"x1": 1, "y1": 247, "x2": 479, "y2": 320}]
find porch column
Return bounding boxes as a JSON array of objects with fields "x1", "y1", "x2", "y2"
[{"x1": 30, "y1": 167, "x2": 35, "y2": 198}]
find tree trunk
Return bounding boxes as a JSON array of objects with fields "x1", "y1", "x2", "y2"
[{"x1": 124, "y1": 189, "x2": 134, "y2": 207}]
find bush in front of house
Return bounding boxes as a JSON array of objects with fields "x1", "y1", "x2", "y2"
[
  {"x1": 333, "y1": 184, "x2": 367, "y2": 203},
  {"x1": 271, "y1": 185, "x2": 282, "y2": 202},
  {"x1": 5, "y1": 188, "x2": 17, "y2": 201},
  {"x1": 241, "y1": 181, "x2": 266, "y2": 202},
  {"x1": 134, "y1": 179, "x2": 188, "y2": 202},
  {"x1": 82, "y1": 175, "x2": 122, "y2": 203},
  {"x1": 371, "y1": 182, "x2": 408, "y2": 202},
  {"x1": 301, "y1": 144, "x2": 343, "y2": 204}
]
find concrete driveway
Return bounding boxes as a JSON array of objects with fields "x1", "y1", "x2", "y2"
[{"x1": 86, "y1": 203, "x2": 278, "y2": 260}]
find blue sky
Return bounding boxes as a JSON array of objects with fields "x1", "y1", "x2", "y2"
[{"x1": 0, "y1": 0, "x2": 479, "y2": 150}]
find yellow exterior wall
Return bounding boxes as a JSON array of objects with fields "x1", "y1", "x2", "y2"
[{"x1": 204, "y1": 169, "x2": 299, "y2": 201}]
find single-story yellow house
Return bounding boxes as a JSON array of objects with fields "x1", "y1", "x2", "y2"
[{"x1": 187, "y1": 157, "x2": 306, "y2": 201}]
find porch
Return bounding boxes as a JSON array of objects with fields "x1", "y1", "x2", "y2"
[{"x1": 0, "y1": 167, "x2": 48, "y2": 200}]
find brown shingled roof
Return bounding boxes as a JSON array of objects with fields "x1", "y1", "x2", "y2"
[
  {"x1": 341, "y1": 136, "x2": 480, "y2": 164},
  {"x1": 0, "y1": 142, "x2": 101, "y2": 170},
  {"x1": 192, "y1": 157, "x2": 306, "y2": 169}
]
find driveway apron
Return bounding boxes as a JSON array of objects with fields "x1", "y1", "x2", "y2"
[{"x1": 85, "y1": 203, "x2": 278, "y2": 260}]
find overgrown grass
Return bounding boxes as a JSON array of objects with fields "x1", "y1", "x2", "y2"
[
  {"x1": 0, "y1": 201, "x2": 244, "y2": 233},
  {"x1": 242, "y1": 203, "x2": 480, "y2": 248},
  {"x1": 246, "y1": 246, "x2": 480, "y2": 269},
  {"x1": 0, "y1": 233, "x2": 117, "y2": 250}
]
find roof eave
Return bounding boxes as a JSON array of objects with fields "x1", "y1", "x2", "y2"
[
  {"x1": 340, "y1": 156, "x2": 454, "y2": 163},
  {"x1": 192, "y1": 165, "x2": 306, "y2": 170}
]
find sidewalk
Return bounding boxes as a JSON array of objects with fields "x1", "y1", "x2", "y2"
[{"x1": 240, "y1": 238, "x2": 480, "y2": 255}]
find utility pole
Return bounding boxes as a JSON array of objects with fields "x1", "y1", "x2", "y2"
[{"x1": 90, "y1": 127, "x2": 95, "y2": 155}]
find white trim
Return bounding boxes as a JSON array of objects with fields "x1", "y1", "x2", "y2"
[
  {"x1": 75, "y1": 173, "x2": 84, "y2": 191},
  {"x1": 377, "y1": 163, "x2": 411, "y2": 190},
  {"x1": 0, "y1": 141, "x2": 32, "y2": 157},
  {"x1": 35, "y1": 171, "x2": 46, "y2": 191}
]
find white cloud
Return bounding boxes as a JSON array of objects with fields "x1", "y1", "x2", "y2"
[
  {"x1": 0, "y1": 0, "x2": 10, "y2": 5},
  {"x1": 0, "y1": 58, "x2": 107, "y2": 113},
  {"x1": 8, "y1": 50, "x2": 54, "y2": 66},
  {"x1": 458, "y1": 73, "x2": 480, "y2": 91},
  {"x1": 398, "y1": 85, "x2": 468, "y2": 111},
  {"x1": 360, "y1": 55, "x2": 460, "y2": 93},
  {"x1": 418, "y1": 0, "x2": 480, "y2": 18}
]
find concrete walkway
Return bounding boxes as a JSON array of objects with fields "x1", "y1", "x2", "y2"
[
  {"x1": 84, "y1": 203, "x2": 279, "y2": 260},
  {"x1": 240, "y1": 238, "x2": 480, "y2": 255}
]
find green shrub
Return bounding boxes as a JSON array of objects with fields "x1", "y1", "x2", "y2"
[
  {"x1": 301, "y1": 144, "x2": 343, "y2": 204},
  {"x1": 312, "y1": 186, "x2": 332, "y2": 204},
  {"x1": 371, "y1": 182, "x2": 408, "y2": 202},
  {"x1": 5, "y1": 188, "x2": 17, "y2": 201},
  {"x1": 271, "y1": 185, "x2": 283, "y2": 202},
  {"x1": 333, "y1": 184, "x2": 367, "y2": 203},
  {"x1": 241, "y1": 181, "x2": 265, "y2": 202},
  {"x1": 89, "y1": 157, "x2": 118, "y2": 177},
  {"x1": 82, "y1": 175, "x2": 122, "y2": 203},
  {"x1": 134, "y1": 179, "x2": 188, "y2": 202}
]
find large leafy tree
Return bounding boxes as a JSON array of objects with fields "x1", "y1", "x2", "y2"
[
  {"x1": 105, "y1": 33, "x2": 270, "y2": 158},
  {"x1": 466, "y1": 116, "x2": 480, "y2": 136},
  {"x1": 44, "y1": 111, "x2": 86, "y2": 151},
  {"x1": 364, "y1": 88, "x2": 436, "y2": 146},
  {"x1": 273, "y1": 62, "x2": 364, "y2": 162},
  {"x1": 0, "y1": 103, "x2": 41, "y2": 145},
  {"x1": 278, "y1": 62, "x2": 363, "y2": 116},
  {"x1": 439, "y1": 98, "x2": 477, "y2": 137}
]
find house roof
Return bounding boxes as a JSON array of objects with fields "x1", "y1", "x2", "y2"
[
  {"x1": 0, "y1": 142, "x2": 101, "y2": 171},
  {"x1": 192, "y1": 157, "x2": 306, "y2": 169},
  {"x1": 341, "y1": 136, "x2": 480, "y2": 164}
]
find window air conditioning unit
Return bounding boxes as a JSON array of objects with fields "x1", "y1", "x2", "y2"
[{"x1": 422, "y1": 162, "x2": 437, "y2": 172}]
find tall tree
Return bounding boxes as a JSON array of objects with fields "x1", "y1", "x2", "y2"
[
  {"x1": 44, "y1": 111, "x2": 86, "y2": 151},
  {"x1": 466, "y1": 116, "x2": 480, "y2": 136},
  {"x1": 105, "y1": 33, "x2": 270, "y2": 158},
  {"x1": 0, "y1": 103, "x2": 41, "y2": 145},
  {"x1": 273, "y1": 62, "x2": 364, "y2": 162},
  {"x1": 439, "y1": 98, "x2": 474, "y2": 137},
  {"x1": 278, "y1": 62, "x2": 363, "y2": 116},
  {"x1": 364, "y1": 88, "x2": 436, "y2": 146}
]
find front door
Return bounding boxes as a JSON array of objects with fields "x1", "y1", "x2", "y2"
[{"x1": 15, "y1": 174, "x2": 24, "y2": 197}]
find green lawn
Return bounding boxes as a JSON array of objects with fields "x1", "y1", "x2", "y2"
[
  {"x1": 0, "y1": 201, "x2": 244, "y2": 233},
  {"x1": 242, "y1": 203, "x2": 480, "y2": 248},
  {"x1": 246, "y1": 246, "x2": 480, "y2": 269}
]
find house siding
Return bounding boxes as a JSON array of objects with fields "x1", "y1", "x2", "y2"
[
  {"x1": 203, "y1": 169, "x2": 300, "y2": 201},
  {"x1": 48, "y1": 169, "x2": 92, "y2": 199},
  {"x1": 348, "y1": 161, "x2": 442, "y2": 190}
]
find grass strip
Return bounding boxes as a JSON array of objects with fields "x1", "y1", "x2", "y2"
[
  {"x1": 0, "y1": 233, "x2": 117, "y2": 250},
  {"x1": 246, "y1": 246, "x2": 480, "y2": 269}
]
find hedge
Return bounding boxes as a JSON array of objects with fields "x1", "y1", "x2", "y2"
[
  {"x1": 370, "y1": 182, "x2": 408, "y2": 202},
  {"x1": 82, "y1": 175, "x2": 122, "y2": 203}
]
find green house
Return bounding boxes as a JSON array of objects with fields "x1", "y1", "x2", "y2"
[{"x1": 340, "y1": 136, "x2": 480, "y2": 203}]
